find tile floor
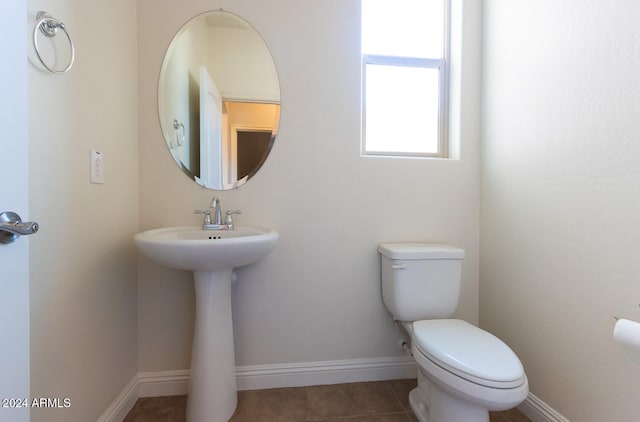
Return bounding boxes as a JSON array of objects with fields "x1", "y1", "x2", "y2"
[{"x1": 123, "y1": 379, "x2": 531, "y2": 422}]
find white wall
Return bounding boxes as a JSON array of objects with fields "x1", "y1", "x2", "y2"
[
  {"x1": 16, "y1": 0, "x2": 640, "y2": 418},
  {"x1": 27, "y1": 1, "x2": 139, "y2": 421},
  {"x1": 481, "y1": 1, "x2": 640, "y2": 420},
  {"x1": 137, "y1": 0, "x2": 482, "y2": 372},
  {"x1": 208, "y1": 24, "x2": 280, "y2": 102}
]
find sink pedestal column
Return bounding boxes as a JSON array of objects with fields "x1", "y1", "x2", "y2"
[{"x1": 186, "y1": 269, "x2": 237, "y2": 422}]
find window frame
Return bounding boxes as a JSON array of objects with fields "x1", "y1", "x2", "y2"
[{"x1": 361, "y1": 0, "x2": 451, "y2": 158}]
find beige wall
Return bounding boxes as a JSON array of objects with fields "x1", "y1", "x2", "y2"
[
  {"x1": 27, "y1": 0, "x2": 139, "y2": 421},
  {"x1": 20, "y1": 0, "x2": 481, "y2": 418},
  {"x1": 18, "y1": 0, "x2": 640, "y2": 418},
  {"x1": 481, "y1": 1, "x2": 640, "y2": 420},
  {"x1": 137, "y1": 0, "x2": 482, "y2": 371}
]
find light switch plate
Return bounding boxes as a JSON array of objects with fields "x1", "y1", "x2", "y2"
[{"x1": 90, "y1": 150, "x2": 104, "y2": 184}]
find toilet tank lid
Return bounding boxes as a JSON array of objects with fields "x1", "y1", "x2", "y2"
[{"x1": 378, "y1": 243, "x2": 465, "y2": 260}]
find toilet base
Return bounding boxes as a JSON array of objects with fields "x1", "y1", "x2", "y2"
[
  {"x1": 409, "y1": 371, "x2": 490, "y2": 422},
  {"x1": 409, "y1": 388, "x2": 429, "y2": 422}
]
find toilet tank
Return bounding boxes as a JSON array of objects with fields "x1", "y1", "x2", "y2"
[{"x1": 379, "y1": 243, "x2": 465, "y2": 322}]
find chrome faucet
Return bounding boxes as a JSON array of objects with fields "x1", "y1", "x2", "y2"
[
  {"x1": 210, "y1": 197, "x2": 222, "y2": 225},
  {"x1": 194, "y1": 197, "x2": 242, "y2": 230}
]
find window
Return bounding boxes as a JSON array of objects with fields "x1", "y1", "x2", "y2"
[{"x1": 361, "y1": 0, "x2": 450, "y2": 157}]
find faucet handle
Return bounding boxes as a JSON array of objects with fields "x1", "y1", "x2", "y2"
[
  {"x1": 224, "y1": 209, "x2": 242, "y2": 228},
  {"x1": 194, "y1": 209, "x2": 212, "y2": 224}
]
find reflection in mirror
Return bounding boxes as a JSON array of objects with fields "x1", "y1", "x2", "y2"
[{"x1": 158, "y1": 10, "x2": 280, "y2": 190}]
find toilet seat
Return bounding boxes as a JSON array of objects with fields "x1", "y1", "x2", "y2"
[{"x1": 412, "y1": 319, "x2": 525, "y2": 389}]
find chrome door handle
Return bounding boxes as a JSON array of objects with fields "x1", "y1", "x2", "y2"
[{"x1": 0, "y1": 211, "x2": 39, "y2": 244}]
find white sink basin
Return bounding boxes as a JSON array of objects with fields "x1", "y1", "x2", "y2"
[{"x1": 134, "y1": 225, "x2": 279, "y2": 272}]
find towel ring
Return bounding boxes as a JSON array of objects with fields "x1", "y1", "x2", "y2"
[
  {"x1": 173, "y1": 119, "x2": 185, "y2": 147},
  {"x1": 33, "y1": 11, "x2": 75, "y2": 74}
]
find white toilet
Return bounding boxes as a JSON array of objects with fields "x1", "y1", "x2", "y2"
[{"x1": 379, "y1": 243, "x2": 529, "y2": 422}]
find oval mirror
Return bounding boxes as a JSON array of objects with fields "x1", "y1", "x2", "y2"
[{"x1": 158, "y1": 10, "x2": 280, "y2": 190}]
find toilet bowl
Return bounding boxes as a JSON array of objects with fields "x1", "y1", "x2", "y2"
[
  {"x1": 407, "y1": 319, "x2": 528, "y2": 422},
  {"x1": 379, "y1": 243, "x2": 528, "y2": 422}
]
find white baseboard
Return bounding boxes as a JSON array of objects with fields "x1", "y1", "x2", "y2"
[
  {"x1": 134, "y1": 356, "x2": 417, "y2": 396},
  {"x1": 96, "y1": 376, "x2": 138, "y2": 422},
  {"x1": 236, "y1": 356, "x2": 417, "y2": 390},
  {"x1": 99, "y1": 357, "x2": 568, "y2": 422},
  {"x1": 137, "y1": 369, "x2": 191, "y2": 397},
  {"x1": 518, "y1": 392, "x2": 570, "y2": 422},
  {"x1": 99, "y1": 356, "x2": 415, "y2": 421}
]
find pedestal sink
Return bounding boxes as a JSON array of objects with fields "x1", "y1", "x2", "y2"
[{"x1": 134, "y1": 226, "x2": 279, "y2": 422}]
